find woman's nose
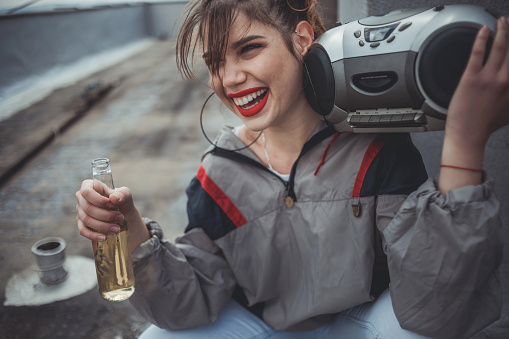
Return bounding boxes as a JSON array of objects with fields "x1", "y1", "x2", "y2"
[{"x1": 221, "y1": 59, "x2": 246, "y2": 88}]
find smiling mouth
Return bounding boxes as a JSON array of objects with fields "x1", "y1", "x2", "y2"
[
  {"x1": 233, "y1": 88, "x2": 267, "y2": 108},
  {"x1": 228, "y1": 87, "x2": 269, "y2": 117}
]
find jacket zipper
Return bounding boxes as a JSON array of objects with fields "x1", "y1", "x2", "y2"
[
  {"x1": 210, "y1": 124, "x2": 337, "y2": 208},
  {"x1": 252, "y1": 160, "x2": 296, "y2": 207},
  {"x1": 210, "y1": 146, "x2": 296, "y2": 207}
]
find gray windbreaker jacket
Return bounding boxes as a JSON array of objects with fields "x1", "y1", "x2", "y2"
[{"x1": 130, "y1": 123, "x2": 503, "y2": 338}]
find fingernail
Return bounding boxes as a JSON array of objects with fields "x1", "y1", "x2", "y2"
[
  {"x1": 110, "y1": 226, "x2": 120, "y2": 233},
  {"x1": 98, "y1": 235, "x2": 106, "y2": 242},
  {"x1": 115, "y1": 214, "x2": 124, "y2": 222}
]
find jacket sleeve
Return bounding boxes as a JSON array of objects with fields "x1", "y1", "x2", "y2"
[
  {"x1": 381, "y1": 178, "x2": 503, "y2": 339},
  {"x1": 128, "y1": 178, "x2": 238, "y2": 331}
]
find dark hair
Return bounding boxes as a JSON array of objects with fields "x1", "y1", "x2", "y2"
[{"x1": 176, "y1": 0, "x2": 326, "y2": 80}]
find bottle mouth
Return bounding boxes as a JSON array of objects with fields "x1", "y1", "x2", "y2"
[{"x1": 92, "y1": 158, "x2": 110, "y2": 174}]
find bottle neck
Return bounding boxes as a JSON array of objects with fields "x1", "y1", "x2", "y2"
[{"x1": 92, "y1": 158, "x2": 115, "y2": 190}]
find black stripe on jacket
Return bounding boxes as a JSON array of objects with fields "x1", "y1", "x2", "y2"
[
  {"x1": 360, "y1": 133, "x2": 428, "y2": 197},
  {"x1": 185, "y1": 177, "x2": 237, "y2": 241}
]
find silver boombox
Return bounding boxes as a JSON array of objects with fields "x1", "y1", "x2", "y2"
[{"x1": 304, "y1": 4, "x2": 498, "y2": 132}]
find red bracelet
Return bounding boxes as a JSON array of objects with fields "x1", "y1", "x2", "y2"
[{"x1": 440, "y1": 164, "x2": 483, "y2": 172}]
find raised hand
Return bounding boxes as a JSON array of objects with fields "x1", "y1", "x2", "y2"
[
  {"x1": 439, "y1": 17, "x2": 509, "y2": 194},
  {"x1": 446, "y1": 17, "x2": 509, "y2": 150}
]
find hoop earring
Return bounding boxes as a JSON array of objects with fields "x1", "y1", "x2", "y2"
[{"x1": 200, "y1": 92, "x2": 262, "y2": 152}]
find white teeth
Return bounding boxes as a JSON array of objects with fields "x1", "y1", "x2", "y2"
[{"x1": 233, "y1": 89, "x2": 267, "y2": 107}]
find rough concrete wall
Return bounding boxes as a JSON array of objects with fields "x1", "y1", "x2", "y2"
[
  {"x1": 0, "y1": 2, "x2": 187, "y2": 93},
  {"x1": 145, "y1": 2, "x2": 188, "y2": 39},
  {"x1": 0, "y1": 6, "x2": 148, "y2": 90},
  {"x1": 318, "y1": 0, "x2": 339, "y2": 29},
  {"x1": 336, "y1": 1, "x2": 509, "y2": 337},
  {"x1": 338, "y1": 0, "x2": 368, "y2": 23}
]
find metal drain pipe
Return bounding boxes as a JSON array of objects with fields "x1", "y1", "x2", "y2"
[{"x1": 31, "y1": 237, "x2": 68, "y2": 284}]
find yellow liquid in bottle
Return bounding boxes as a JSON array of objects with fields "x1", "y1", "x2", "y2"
[{"x1": 92, "y1": 222, "x2": 135, "y2": 301}]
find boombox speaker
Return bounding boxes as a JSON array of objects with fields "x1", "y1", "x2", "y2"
[{"x1": 304, "y1": 4, "x2": 497, "y2": 133}]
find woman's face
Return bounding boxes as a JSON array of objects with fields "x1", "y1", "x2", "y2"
[{"x1": 206, "y1": 12, "x2": 311, "y2": 132}]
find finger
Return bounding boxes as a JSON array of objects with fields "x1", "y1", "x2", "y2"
[
  {"x1": 109, "y1": 187, "x2": 137, "y2": 217},
  {"x1": 76, "y1": 203, "x2": 123, "y2": 237},
  {"x1": 76, "y1": 192, "x2": 123, "y2": 225},
  {"x1": 80, "y1": 182, "x2": 115, "y2": 210},
  {"x1": 485, "y1": 17, "x2": 508, "y2": 71},
  {"x1": 109, "y1": 186, "x2": 132, "y2": 206},
  {"x1": 77, "y1": 215, "x2": 107, "y2": 242},
  {"x1": 92, "y1": 179, "x2": 114, "y2": 198},
  {"x1": 465, "y1": 25, "x2": 491, "y2": 74},
  {"x1": 502, "y1": 17, "x2": 509, "y2": 73}
]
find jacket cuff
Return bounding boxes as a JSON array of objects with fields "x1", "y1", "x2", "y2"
[
  {"x1": 131, "y1": 217, "x2": 164, "y2": 265},
  {"x1": 415, "y1": 175, "x2": 492, "y2": 207}
]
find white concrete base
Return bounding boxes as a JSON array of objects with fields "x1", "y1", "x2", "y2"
[{"x1": 4, "y1": 255, "x2": 97, "y2": 307}]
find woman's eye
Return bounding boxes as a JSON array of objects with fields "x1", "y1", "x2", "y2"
[{"x1": 241, "y1": 44, "x2": 261, "y2": 54}]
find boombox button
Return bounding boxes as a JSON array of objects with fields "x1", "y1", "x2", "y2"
[
  {"x1": 401, "y1": 113, "x2": 416, "y2": 122},
  {"x1": 370, "y1": 42, "x2": 380, "y2": 48},
  {"x1": 387, "y1": 35, "x2": 395, "y2": 43},
  {"x1": 360, "y1": 116, "x2": 371, "y2": 123},
  {"x1": 369, "y1": 116, "x2": 381, "y2": 123},
  {"x1": 379, "y1": 115, "x2": 393, "y2": 124},
  {"x1": 359, "y1": 40, "x2": 365, "y2": 47},
  {"x1": 398, "y1": 22, "x2": 412, "y2": 32},
  {"x1": 350, "y1": 116, "x2": 361, "y2": 123},
  {"x1": 390, "y1": 115, "x2": 403, "y2": 122},
  {"x1": 354, "y1": 30, "x2": 362, "y2": 38}
]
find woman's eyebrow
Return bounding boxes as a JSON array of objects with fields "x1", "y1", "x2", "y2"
[
  {"x1": 201, "y1": 35, "x2": 265, "y2": 62},
  {"x1": 231, "y1": 35, "x2": 265, "y2": 50}
]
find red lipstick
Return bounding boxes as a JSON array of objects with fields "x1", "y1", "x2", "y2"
[
  {"x1": 227, "y1": 87, "x2": 266, "y2": 98},
  {"x1": 227, "y1": 87, "x2": 269, "y2": 117}
]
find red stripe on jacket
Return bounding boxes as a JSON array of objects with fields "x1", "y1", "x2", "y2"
[
  {"x1": 196, "y1": 164, "x2": 247, "y2": 227},
  {"x1": 352, "y1": 135, "x2": 387, "y2": 197}
]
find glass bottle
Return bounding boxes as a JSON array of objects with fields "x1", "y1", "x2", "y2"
[{"x1": 91, "y1": 158, "x2": 135, "y2": 301}]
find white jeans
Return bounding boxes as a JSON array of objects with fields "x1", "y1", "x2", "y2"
[{"x1": 140, "y1": 289, "x2": 430, "y2": 339}]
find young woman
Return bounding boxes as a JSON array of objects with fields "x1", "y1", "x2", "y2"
[{"x1": 76, "y1": 0, "x2": 509, "y2": 338}]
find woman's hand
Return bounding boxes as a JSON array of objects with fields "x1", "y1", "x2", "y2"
[
  {"x1": 75, "y1": 179, "x2": 150, "y2": 251},
  {"x1": 446, "y1": 17, "x2": 509, "y2": 148},
  {"x1": 439, "y1": 17, "x2": 509, "y2": 194}
]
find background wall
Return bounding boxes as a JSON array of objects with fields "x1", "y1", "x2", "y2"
[
  {"x1": 327, "y1": 0, "x2": 509, "y2": 337},
  {"x1": 0, "y1": 1, "x2": 188, "y2": 120}
]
